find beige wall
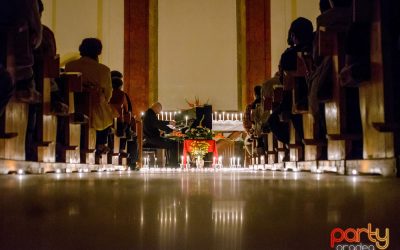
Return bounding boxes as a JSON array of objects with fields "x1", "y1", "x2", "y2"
[
  {"x1": 40, "y1": 0, "x2": 319, "y2": 108},
  {"x1": 41, "y1": 0, "x2": 124, "y2": 73},
  {"x1": 270, "y1": 0, "x2": 319, "y2": 73},
  {"x1": 158, "y1": 0, "x2": 238, "y2": 111}
]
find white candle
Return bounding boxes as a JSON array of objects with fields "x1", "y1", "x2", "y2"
[
  {"x1": 161, "y1": 112, "x2": 164, "y2": 120},
  {"x1": 181, "y1": 155, "x2": 184, "y2": 164},
  {"x1": 235, "y1": 113, "x2": 238, "y2": 121},
  {"x1": 157, "y1": 114, "x2": 160, "y2": 119},
  {"x1": 186, "y1": 155, "x2": 190, "y2": 164},
  {"x1": 222, "y1": 112, "x2": 225, "y2": 121},
  {"x1": 213, "y1": 157, "x2": 216, "y2": 165},
  {"x1": 185, "y1": 116, "x2": 188, "y2": 126},
  {"x1": 169, "y1": 112, "x2": 172, "y2": 121},
  {"x1": 237, "y1": 157, "x2": 240, "y2": 167},
  {"x1": 256, "y1": 157, "x2": 259, "y2": 165},
  {"x1": 261, "y1": 156, "x2": 265, "y2": 165},
  {"x1": 218, "y1": 114, "x2": 221, "y2": 121},
  {"x1": 218, "y1": 156, "x2": 223, "y2": 165},
  {"x1": 214, "y1": 112, "x2": 217, "y2": 121},
  {"x1": 240, "y1": 113, "x2": 243, "y2": 121}
]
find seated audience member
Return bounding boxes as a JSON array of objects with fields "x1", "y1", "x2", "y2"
[
  {"x1": 143, "y1": 102, "x2": 178, "y2": 166},
  {"x1": 267, "y1": 17, "x2": 314, "y2": 144},
  {"x1": 243, "y1": 85, "x2": 262, "y2": 135},
  {"x1": 0, "y1": 0, "x2": 42, "y2": 109},
  {"x1": 26, "y1": 0, "x2": 68, "y2": 160},
  {"x1": 35, "y1": 0, "x2": 68, "y2": 114},
  {"x1": 65, "y1": 38, "x2": 114, "y2": 154},
  {"x1": 243, "y1": 85, "x2": 264, "y2": 155},
  {"x1": 243, "y1": 85, "x2": 265, "y2": 154},
  {"x1": 109, "y1": 74, "x2": 138, "y2": 169},
  {"x1": 261, "y1": 72, "x2": 281, "y2": 133}
]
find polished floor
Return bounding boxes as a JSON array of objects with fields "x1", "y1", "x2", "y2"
[{"x1": 0, "y1": 170, "x2": 399, "y2": 250}]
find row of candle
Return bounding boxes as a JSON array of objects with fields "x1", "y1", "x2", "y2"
[
  {"x1": 212, "y1": 112, "x2": 243, "y2": 122},
  {"x1": 145, "y1": 111, "x2": 244, "y2": 122},
  {"x1": 157, "y1": 111, "x2": 181, "y2": 121},
  {"x1": 251, "y1": 156, "x2": 266, "y2": 166},
  {"x1": 229, "y1": 157, "x2": 241, "y2": 168}
]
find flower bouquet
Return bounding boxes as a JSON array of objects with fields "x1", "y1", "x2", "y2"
[
  {"x1": 185, "y1": 126, "x2": 213, "y2": 140},
  {"x1": 189, "y1": 140, "x2": 210, "y2": 168}
]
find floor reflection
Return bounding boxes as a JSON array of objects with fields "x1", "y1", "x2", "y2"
[{"x1": 0, "y1": 171, "x2": 399, "y2": 249}]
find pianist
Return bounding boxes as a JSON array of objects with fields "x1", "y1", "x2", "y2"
[{"x1": 143, "y1": 102, "x2": 178, "y2": 166}]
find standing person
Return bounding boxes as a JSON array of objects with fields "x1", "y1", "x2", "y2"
[
  {"x1": 143, "y1": 102, "x2": 178, "y2": 166},
  {"x1": 65, "y1": 38, "x2": 114, "y2": 154}
]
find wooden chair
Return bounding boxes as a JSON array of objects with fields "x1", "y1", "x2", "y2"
[
  {"x1": 56, "y1": 72, "x2": 82, "y2": 164},
  {"x1": 348, "y1": 0, "x2": 397, "y2": 176},
  {"x1": 295, "y1": 53, "x2": 327, "y2": 171},
  {"x1": 318, "y1": 25, "x2": 363, "y2": 162},
  {"x1": 35, "y1": 55, "x2": 60, "y2": 163},
  {"x1": 0, "y1": 27, "x2": 28, "y2": 162}
]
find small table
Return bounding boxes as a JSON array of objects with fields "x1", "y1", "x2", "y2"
[{"x1": 182, "y1": 139, "x2": 218, "y2": 164}]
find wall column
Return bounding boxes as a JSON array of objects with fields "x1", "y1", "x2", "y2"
[
  {"x1": 124, "y1": 0, "x2": 150, "y2": 115},
  {"x1": 245, "y1": 0, "x2": 271, "y2": 105}
]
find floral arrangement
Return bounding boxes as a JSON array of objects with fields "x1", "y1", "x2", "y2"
[
  {"x1": 189, "y1": 141, "x2": 210, "y2": 159},
  {"x1": 185, "y1": 114, "x2": 213, "y2": 139},
  {"x1": 185, "y1": 96, "x2": 209, "y2": 108},
  {"x1": 185, "y1": 126, "x2": 213, "y2": 139}
]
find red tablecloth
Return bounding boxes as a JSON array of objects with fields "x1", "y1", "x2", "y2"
[{"x1": 183, "y1": 139, "x2": 218, "y2": 164}]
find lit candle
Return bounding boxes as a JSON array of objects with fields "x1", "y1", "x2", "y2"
[
  {"x1": 187, "y1": 155, "x2": 190, "y2": 163},
  {"x1": 174, "y1": 111, "x2": 177, "y2": 120},
  {"x1": 185, "y1": 116, "x2": 188, "y2": 126},
  {"x1": 240, "y1": 113, "x2": 243, "y2": 121},
  {"x1": 141, "y1": 112, "x2": 144, "y2": 117},
  {"x1": 235, "y1": 113, "x2": 238, "y2": 121},
  {"x1": 169, "y1": 112, "x2": 172, "y2": 121},
  {"x1": 161, "y1": 111, "x2": 164, "y2": 120}
]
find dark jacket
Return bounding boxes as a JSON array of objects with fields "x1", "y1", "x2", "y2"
[{"x1": 143, "y1": 108, "x2": 173, "y2": 139}]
